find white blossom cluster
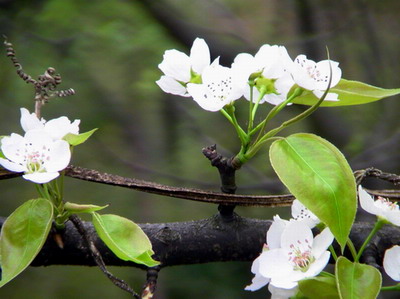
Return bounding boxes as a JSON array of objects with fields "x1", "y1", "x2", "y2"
[
  {"x1": 157, "y1": 38, "x2": 342, "y2": 111},
  {"x1": 0, "y1": 108, "x2": 79, "y2": 183}
]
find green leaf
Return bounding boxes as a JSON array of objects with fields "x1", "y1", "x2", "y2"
[
  {"x1": 299, "y1": 276, "x2": 340, "y2": 299},
  {"x1": 269, "y1": 133, "x2": 357, "y2": 250},
  {"x1": 64, "y1": 202, "x2": 108, "y2": 214},
  {"x1": 292, "y1": 79, "x2": 400, "y2": 107},
  {"x1": 0, "y1": 198, "x2": 53, "y2": 287},
  {"x1": 336, "y1": 256, "x2": 381, "y2": 299},
  {"x1": 0, "y1": 136, "x2": 6, "y2": 159},
  {"x1": 64, "y1": 128, "x2": 97, "y2": 146},
  {"x1": 92, "y1": 213, "x2": 159, "y2": 267}
]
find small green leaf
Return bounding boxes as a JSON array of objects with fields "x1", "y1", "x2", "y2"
[
  {"x1": 269, "y1": 133, "x2": 357, "y2": 250},
  {"x1": 0, "y1": 198, "x2": 53, "y2": 287},
  {"x1": 0, "y1": 136, "x2": 6, "y2": 159},
  {"x1": 299, "y1": 276, "x2": 340, "y2": 299},
  {"x1": 336, "y1": 256, "x2": 381, "y2": 299},
  {"x1": 64, "y1": 128, "x2": 97, "y2": 146},
  {"x1": 92, "y1": 213, "x2": 159, "y2": 267},
  {"x1": 64, "y1": 202, "x2": 108, "y2": 214},
  {"x1": 292, "y1": 79, "x2": 400, "y2": 107}
]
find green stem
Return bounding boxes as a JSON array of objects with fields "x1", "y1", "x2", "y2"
[
  {"x1": 250, "y1": 87, "x2": 303, "y2": 139},
  {"x1": 381, "y1": 283, "x2": 400, "y2": 291},
  {"x1": 355, "y1": 219, "x2": 385, "y2": 262},
  {"x1": 346, "y1": 239, "x2": 358, "y2": 261},
  {"x1": 222, "y1": 106, "x2": 248, "y2": 145},
  {"x1": 247, "y1": 84, "x2": 254, "y2": 132},
  {"x1": 249, "y1": 86, "x2": 266, "y2": 130},
  {"x1": 35, "y1": 184, "x2": 46, "y2": 199},
  {"x1": 329, "y1": 245, "x2": 338, "y2": 262}
]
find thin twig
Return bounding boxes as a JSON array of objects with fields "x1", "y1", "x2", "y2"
[
  {"x1": 68, "y1": 215, "x2": 140, "y2": 298},
  {"x1": 141, "y1": 267, "x2": 160, "y2": 299}
]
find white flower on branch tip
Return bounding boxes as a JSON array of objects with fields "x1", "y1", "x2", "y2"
[
  {"x1": 20, "y1": 108, "x2": 80, "y2": 141},
  {"x1": 383, "y1": 245, "x2": 400, "y2": 281},
  {"x1": 258, "y1": 222, "x2": 333, "y2": 289},
  {"x1": 0, "y1": 130, "x2": 71, "y2": 183},
  {"x1": 232, "y1": 44, "x2": 295, "y2": 105},
  {"x1": 291, "y1": 199, "x2": 320, "y2": 228},
  {"x1": 358, "y1": 185, "x2": 400, "y2": 226},
  {"x1": 156, "y1": 38, "x2": 211, "y2": 97},
  {"x1": 186, "y1": 63, "x2": 243, "y2": 111},
  {"x1": 292, "y1": 55, "x2": 342, "y2": 101}
]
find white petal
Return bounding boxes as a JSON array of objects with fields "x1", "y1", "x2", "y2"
[
  {"x1": 0, "y1": 157, "x2": 26, "y2": 172},
  {"x1": 158, "y1": 49, "x2": 191, "y2": 82},
  {"x1": 384, "y1": 245, "x2": 400, "y2": 281},
  {"x1": 20, "y1": 108, "x2": 44, "y2": 132},
  {"x1": 45, "y1": 116, "x2": 80, "y2": 140},
  {"x1": 281, "y1": 221, "x2": 313, "y2": 252},
  {"x1": 187, "y1": 83, "x2": 225, "y2": 112},
  {"x1": 1, "y1": 133, "x2": 26, "y2": 165},
  {"x1": 267, "y1": 215, "x2": 288, "y2": 249},
  {"x1": 244, "y1": 271, "x2": 270, "y2": 291},
  {"x1": 358, "y1": 185, "x2": 380, "y2": 216},
  {"x1": 384, "y1": 210, "x2": 400, "y2": 226},
  {"x1": 268, "y1": 284, "x2": 298, "y2": 299},
  {"x1": 190, "y1": 38, "x2": 210, "y2": 74},
  {"x1": 314, "y1": 60, "x2": 342, "y2": 89},
  {"x1": 23, "y1": 172, "x2": 59, "y2": 184},
  {"x1": 313, "y1": 90, "x2": 339, "y2": 101},
  {"x1": 311, "y1": 227, "x2": 334, "y2": 258},
  {"x1": 258, "y1": 249, "x2": 293, "y2": 279},
  {"x1": 156, "y1": 76, "x2": 189, "y2": 97},
  {"x1": 45, "y1": 140, "x2": 71, "y2": 172},
  {"x1": 303, "y1": 251, "x2": 331, "y2": 278}
]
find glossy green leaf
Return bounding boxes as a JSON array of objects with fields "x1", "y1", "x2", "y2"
[
  {"x1": 0, "y1": 136, "x2": 5, "y2": 159},
  {"x1": 92, "y1": 213, "x2": 159, "y2": 267},
  {"x1": 292, "y1": 79, "x2": 400, "y2": 107},
  {"x1": 0, "y1": 198, "x2": 53, "y2": 287},
  {"x1": 269, "y1": 133, "x2": 357, "y2": 250},
  {"x1": 299, "y1": 276, "x2": 340, "y2": 299},
  {"x1": 336, "y1": 256, "x2": 381, "y2": 299},
  {"x1": 64, "y1": 128, "x2": 97, "y2": 146},
  {"x1": 64, "y1": 202, "x2": 108, "y2": 214}
]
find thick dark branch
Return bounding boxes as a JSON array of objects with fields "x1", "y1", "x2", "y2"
[{"x1": 0, "y1": 215, "x2": 397, "y2": 270}]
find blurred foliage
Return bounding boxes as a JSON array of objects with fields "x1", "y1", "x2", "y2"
[{"x1": 1, "y1": 0, "x2": 400, "y2": 298}]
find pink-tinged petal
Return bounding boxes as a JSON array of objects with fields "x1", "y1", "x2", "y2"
[
  {"x1": 23, "y1": 172, "x2": 59, "y2": 184},
  {"x1": 281, "y1": 221, "x2": 313, "y2": 252},
  {"x1": 267, "y1": 215, "x2": 288, "y2": 249},
  {"x1": 384, "y1": 245, "x2": 400, "y2": 281},
  {"x1": 158, "y1": 49, "x2": 191, "y2": 82},
  {"x1": 0, "y1": 157, "x2": 26, "y2": 172},
  {"x1": 311, "y1": 227, "x2": 334, "y2": 258},
  {"x1": 358, "y1": 185, "x2": 380, "y2": 216},
  {"x1": 45, "y1": 140, "x2": 71, "y2": 172},
  {"x1": 20, "y1": 108, "x2": 44, "y2": 132},
  {"x1": 268, "y1": 284, "x2": 298, "y2": 299},
  {"x1": 156, "y1": 76, "x2": 189, "y2": 97},
  {"x1": 190, "y1": 38, "x2": 210, "y2": 74}
]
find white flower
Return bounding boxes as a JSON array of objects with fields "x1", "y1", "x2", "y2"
[
  {"x1": 231, "y1": 45, "x2": 295, "y2": 105},
  {"x1": 291, "y1": 199, "x2": 320, "y2": 228},
  {"x1": 156, "y1": 38, "x2": 211, "y2": 97},
  {"x1": 292, "y1": 55, "x2": 342, "y2": 101},
  {"x1": 245, "y1": 245, "x2": 271, "y2": 291},
  {"x1": 20, "y1": 108, "x2": 80, "y2": 141},
  {"x1": 383, "y1": 245, "x2": 400, "y2": 281},
  {"x1": 0, "y1": 130, "x2": 71, "y2": 183},
  {"x1": 186, "y1": 63, "x2": 243, "y2": 111},
  {"x1": 258, "y1": 222, "x2": 333, "y2": 289},
  {"x1": 358, "y1": 185, "x2": 400, "y2": 226}
]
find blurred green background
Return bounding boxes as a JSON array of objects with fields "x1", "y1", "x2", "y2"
[{"x1": 1, "y1": 0, "x2": 400, "y2": 298}]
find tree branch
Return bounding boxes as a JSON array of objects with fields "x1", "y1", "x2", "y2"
[{"x1": 0, "y1": 215, "x2": 396, "y2": 270}]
